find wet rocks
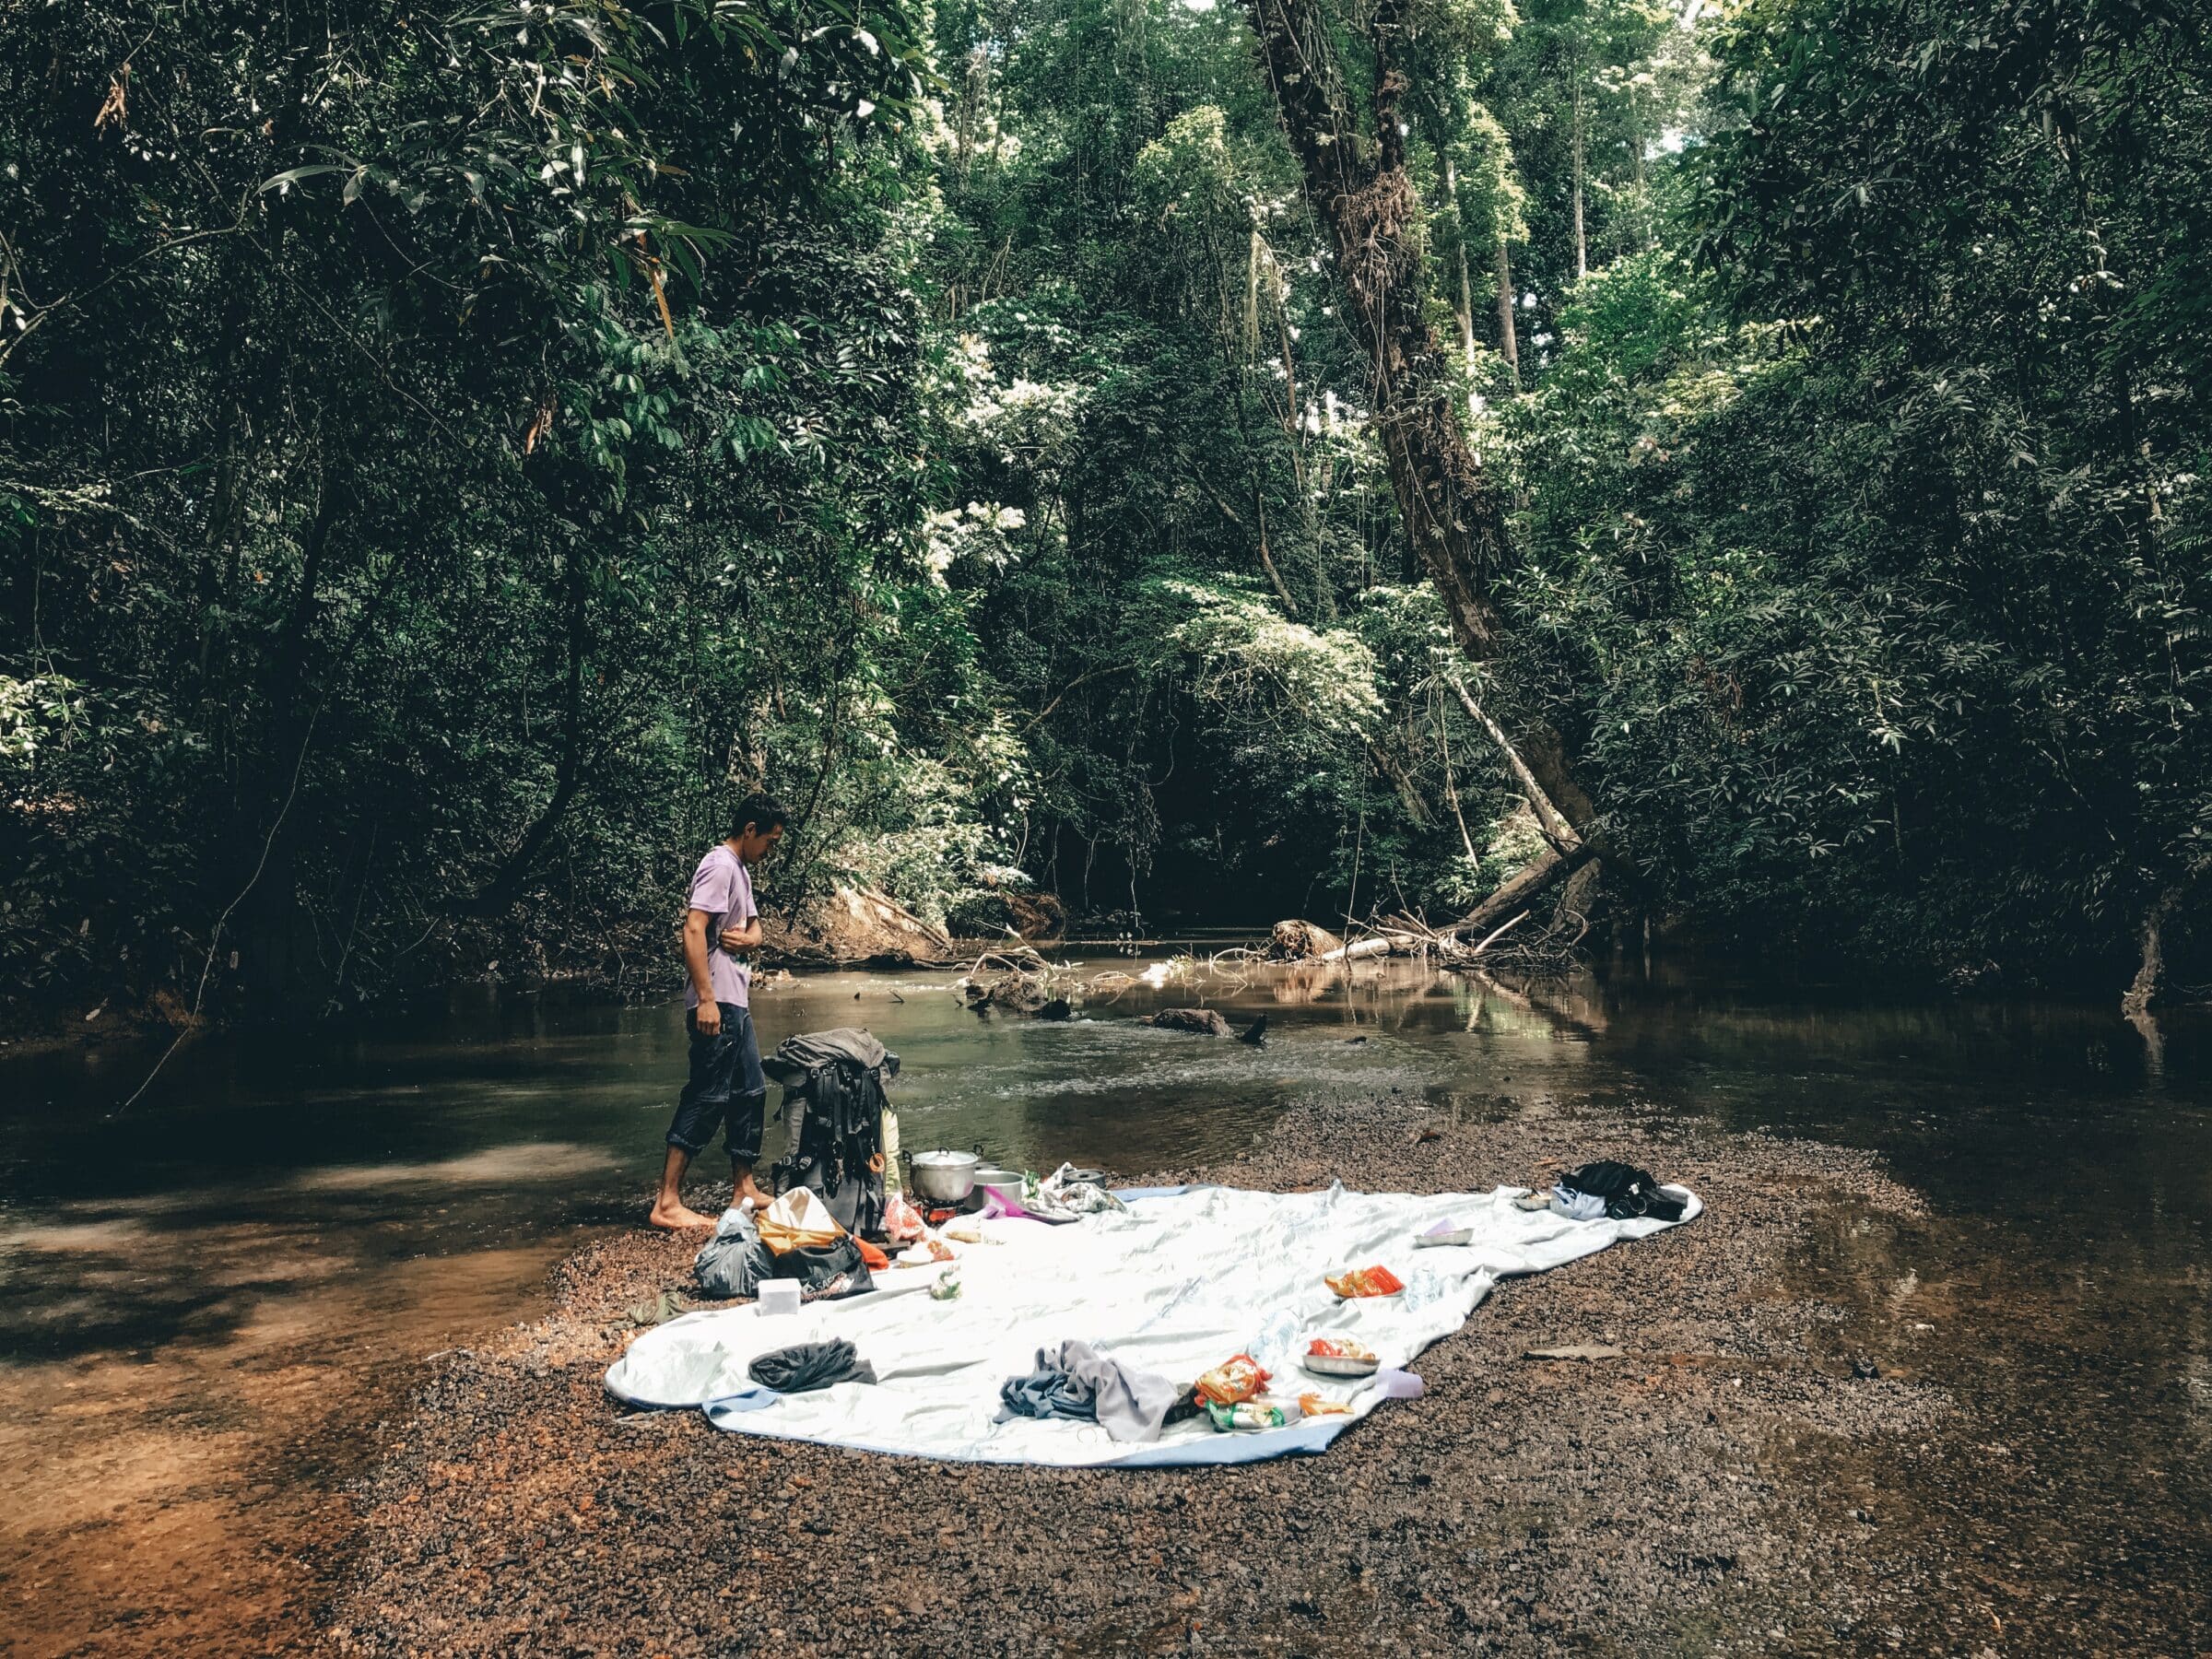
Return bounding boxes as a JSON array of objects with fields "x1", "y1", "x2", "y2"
[{"x1": 1143, "y1": 1007, "x2": 1233, "y2": 1036}]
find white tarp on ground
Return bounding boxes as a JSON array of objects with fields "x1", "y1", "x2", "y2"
[{"x1": 605, "y1": 1181, "x2": 1700, "y2": 1468}]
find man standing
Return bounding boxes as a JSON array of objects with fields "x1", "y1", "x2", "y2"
[{"x1": 649, "y1": 792, "x2": 788, "y2": 1230}]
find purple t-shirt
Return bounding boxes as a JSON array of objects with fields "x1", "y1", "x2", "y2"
[{"x1": 686, "y1": 843, "x2": 758, "y2": 1010}]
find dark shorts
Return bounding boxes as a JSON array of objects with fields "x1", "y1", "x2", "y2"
[{"x1": 666, "y1": 1002, "x2": 768, "y2": 1163}]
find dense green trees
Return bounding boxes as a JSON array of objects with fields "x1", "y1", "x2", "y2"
[{"x1": 4, "y1": 0, "x2": 2204, "y2": 1018}]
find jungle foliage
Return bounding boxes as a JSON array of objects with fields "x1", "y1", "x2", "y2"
[{"x1": 3, "y1": 0, "x2": 2205, "y2": 1017}]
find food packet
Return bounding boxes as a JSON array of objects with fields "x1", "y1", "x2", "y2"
[
  {"x1": 1194, "y1": 1353, "x2": 1271, "y2": 1406},
  {"x1": 883, "y1": 1194, "x2": 925, "y2": 1244},
  {"x1": 928, "y1": 1265, "x2": 962, "y2": 1301},
  {"x1": 897, "y1": 1232, "x2": 955, "y2": 1266},
  {"x1": 1324, "y1": 1264, "x2": 1406, "y2": 1299},
  {"x1": 1205, "y1": 1398, "x2": 1290, "y2": 1432},
  {"x1": 1298, "y1": 1393, "x2": 1354, "y2": 1418},
  {"x1": 1307, "y1": 1336, "x2": 1377, "y2": 1362}
]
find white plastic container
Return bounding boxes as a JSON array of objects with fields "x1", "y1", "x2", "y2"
[{"x1": 756, "y1": 1280, "x2": 801, "y2": 1317}]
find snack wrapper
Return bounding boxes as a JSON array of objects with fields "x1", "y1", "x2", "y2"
[
  {"x1": 1194, "y1": 1353, "x2": 1271, "y2": 1406},
  {"x1": 1324, "y1": 1264, "x2": 1406, "y2": 1299}
]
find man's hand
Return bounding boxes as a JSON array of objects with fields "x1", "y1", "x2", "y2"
[
  {"x1": 720, "y1": 916, "x2": 765, "y2": 956},
  {"x1": 693, "y1": 1000, "x2": 723, "y2": 1039}
]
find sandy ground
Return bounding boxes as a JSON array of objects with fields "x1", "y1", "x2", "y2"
[{"x1": 320, "y1": 1088, "x2": 2059, "y2": 1656}]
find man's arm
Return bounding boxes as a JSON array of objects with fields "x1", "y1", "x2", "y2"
[
  {"x1": 720, "y1": 915, "x2": 764, "y2": 952},
  {"x1": 683, "y1": 910, "x2": 722, "y2": 1034}
]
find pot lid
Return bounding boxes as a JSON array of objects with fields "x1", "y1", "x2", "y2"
[{"x1": 910, "y1": 1148, "x2": 979, "y2": 1166}]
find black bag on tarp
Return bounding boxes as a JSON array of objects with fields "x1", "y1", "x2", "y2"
[
  {"x1": 1559, "y1": 1160, "x2": 1689, "y2": 1223},
  {"x1": 769, "y1": 1235, "x2": 875, "y2": 1299}
]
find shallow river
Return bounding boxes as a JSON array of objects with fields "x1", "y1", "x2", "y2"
[{"x1": 3, "y1": 949, "x2": 2208, "y2": 1654}]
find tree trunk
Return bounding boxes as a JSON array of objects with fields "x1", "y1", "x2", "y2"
[
  {"x1": 1243, "y1": 0, "x2": 1512, "y2": 650},
  {"x1": 1442, "y1": 154, "x2": 1480, "y2": 421},
  {"x1": 1495, "y1": 240, "x2": 1520, "y2": 385},
  {"x1": 1454, "y1": 841, "x2": 1593, "y2": 937},
  {"x1": 1571, "y1": 79, "x2": 1588, "y2": 282},
  {"x1": 2123, "y1": 873, "x2": 2200, "y2": 1018},
  {"x1": 1243, "y1": 0, "x2": 1608, "y2": 862},
  {"x1": 470, "y1": 536, "x2": 591, "y2": 915},
  {"x1": 1445, "y1": 678, "x2": 1577, "y2": 848}
]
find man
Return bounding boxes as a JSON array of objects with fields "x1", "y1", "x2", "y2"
[{"x1": 649, "y1": 792, "x2": 788, "y2": 1230}]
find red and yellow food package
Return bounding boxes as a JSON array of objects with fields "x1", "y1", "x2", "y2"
[
  {"x1": 1194, "y1": 1353, "x2": 1271, "y2": 1406},
  {"x1": 1324, "y1": 1265, "x2": 1406, "y2": 1299},
  {"x1": 1299, "y1": 1393, "x2": 1354, "y2": 1417},
  {"x1": 1307, "y1": 1336, "x2": 1378, "y2": 1361}
]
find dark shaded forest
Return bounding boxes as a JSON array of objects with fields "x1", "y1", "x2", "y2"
[{"x1": 3, "y1": 0, "x2": 2206, "y2": 1021}]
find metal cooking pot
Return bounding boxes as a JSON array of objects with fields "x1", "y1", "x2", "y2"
[{"x1": 908, "y1": 1146, "x2": 982, "y2": 1205}]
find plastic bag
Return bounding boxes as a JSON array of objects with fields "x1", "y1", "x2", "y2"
[
  {"x1": 1205, "y1": 1398, "x2": 1289, "y2": 1431},
  {"x1": 883, "y1": 1194, "x2": 925, "y2": 1244},
  {"x1": 1325, "y1": 1264, "x2": 1405, "y2": 1299},
  {"x1": 1039, "y1": 1161, "x2": 1127, "y2": 1215},
  {"x1": 854, "y1": 1237, "x2": 891, "y2": 1271},
  {"x1": 694, "y1": 1206, "x2": 774, "y2": 1299},
  {"x1": 759, "y1": 1186, "x2": 845, "y2": 1255},
  {"x1": 1194, "y1": 1353, "x2": 1270, "y2": 1406}
]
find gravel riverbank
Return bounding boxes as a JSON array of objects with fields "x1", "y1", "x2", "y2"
[{"x1": 328, "y1": 1096, "x2": 1946, "y2": 1655}]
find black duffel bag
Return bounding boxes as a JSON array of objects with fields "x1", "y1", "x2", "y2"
[
  {"x1": 769, "y1": 1235, "x2": 875, "y2": 1300},
  {"x1": 1559, "y1": 1160, "x2": 1689, "y2": 1223}
]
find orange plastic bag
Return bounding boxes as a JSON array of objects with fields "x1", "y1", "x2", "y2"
[
  {"x1": 855, "y1": 1237, "x2": 890, "y2": 1271},
  {"x1": 1324, "y1": 1264, "x2": 1405, "y2": 1299},
  {"x1": 1194, "y1": 1353, "x2": 1271, "y2": 1406}
]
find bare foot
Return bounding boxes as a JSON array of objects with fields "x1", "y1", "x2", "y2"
[
  {"x1": 648, "y1": 1202, "x2": 717, "y2": 1231},
  {"x1": 734, "y1": 1174, "x2": 776, "y2": 1209}
]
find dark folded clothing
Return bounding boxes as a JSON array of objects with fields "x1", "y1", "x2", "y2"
[{"x1": 748, "y1": 1338, "x2": 877, "y2": 1393}]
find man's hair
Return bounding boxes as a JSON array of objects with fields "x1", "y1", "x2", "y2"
[{"x1": 731, "y1": 791, "x2": 791, "y2": 840}]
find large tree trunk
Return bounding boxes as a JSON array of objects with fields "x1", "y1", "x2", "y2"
[{"x1": 1242, "y1": 0, "x2": 1599, "y2": 852}]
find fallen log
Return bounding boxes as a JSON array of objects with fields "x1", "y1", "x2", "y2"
[
  {"x1": 1450, "y1": 842, "x2": 1594, "y2": 940},
  {"x1": 1317, "y1": 931, "x2": 1424, "y2": 962}
]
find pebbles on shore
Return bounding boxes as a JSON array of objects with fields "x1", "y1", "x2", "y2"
[{"x1": 329, "y1": 1097, "x2": 1942, "y2": 1655}]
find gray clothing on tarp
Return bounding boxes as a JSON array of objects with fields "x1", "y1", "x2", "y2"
[
  {"x1": 994, "y1": 1339, "x2": 1182, "y2": 1443},
  {"x1": 694, "y1": 1205, "x2": 774, "y2": 1299},
  {"x1": 748, "y1": 1338, "x2": 877, "y2": 1393},
  {"x1": 1548, "y1": 1185, "x2": 1609, "y2": 1222}
]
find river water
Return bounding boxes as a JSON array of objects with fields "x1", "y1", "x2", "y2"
[{"x1": 3, "y1": 949, "x2": 2208, "y2": 1653}]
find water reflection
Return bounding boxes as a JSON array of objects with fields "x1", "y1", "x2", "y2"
[{"x1": 1, "y1": 953, "x2": 2207, "y2": 1653}]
